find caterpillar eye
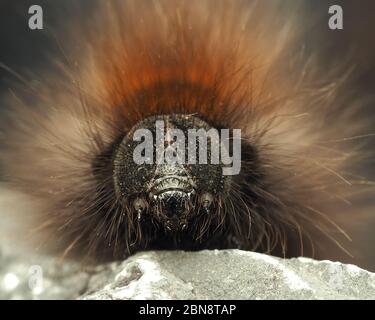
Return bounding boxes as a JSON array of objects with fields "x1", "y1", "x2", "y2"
[
  {"x1": 133, "y1": 197, "x2": 148, "y2": 220},
  {"x1": 201, "y1": 192, "x2": 214, "y2": 213}
]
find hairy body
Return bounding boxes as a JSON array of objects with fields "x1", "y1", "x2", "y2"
[{"x1": 0, "y1": 0, "x2": 374, "y2": 266}]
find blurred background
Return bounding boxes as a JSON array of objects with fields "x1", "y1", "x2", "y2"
[
  {"x1": 0, "y1": 0, "x2": 374, "y2": 95},
  {"x1": 0, "y1": 0, "x2": 374, "y2": 270}
]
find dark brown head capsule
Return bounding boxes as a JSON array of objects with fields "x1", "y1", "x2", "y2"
[{"x1": 113, "y1": 114, "x2": 232, "y2": 234}]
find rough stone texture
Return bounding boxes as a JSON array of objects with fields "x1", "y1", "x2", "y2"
[
  {"x1": 81, "y1": 250, "x2": 375, "y2": 300},
  {"x1": 1, "y1": 249, "x2": 375, "y2": 300}
]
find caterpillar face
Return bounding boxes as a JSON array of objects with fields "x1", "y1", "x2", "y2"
[{"x1": 112, "y1": 114, "x2": 231, "y2": 233}]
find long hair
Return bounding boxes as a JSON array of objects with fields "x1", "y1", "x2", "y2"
[{"x1": 0, "y1": 0, "x2": 374, "y2": 266}]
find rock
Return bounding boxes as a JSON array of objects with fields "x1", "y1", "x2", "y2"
[
  {"x1": 0, "y1": 250, "x2": 90, "y2": 300},
  {"x1": 1, "y1": 249, "x2": 375, "y2": 299},
  {"x1": 80, "y1": 250, "x2": 375, "y2": 300}
]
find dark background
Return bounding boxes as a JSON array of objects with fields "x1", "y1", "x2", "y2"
[
  {"x1": 0, "y1": 0, "x2": 374, "y2": 92},
  {"x1": 0, "y1": 0, "x2": 374, "y2": 111}
]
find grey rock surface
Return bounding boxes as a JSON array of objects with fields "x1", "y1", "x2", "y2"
[
  {"x1": 0, "y1": 249, "x2": 89, "y2": 300},
  {"x1": 81, "y1": 250, "x2": 375, "y2": 300},
  {"x1": 1, "y1": 249, "x2": 375, "y2": 300}
]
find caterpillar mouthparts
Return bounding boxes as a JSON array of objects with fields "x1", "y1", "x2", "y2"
[{"x1": 147, "y1": 172, "x2": 196, "y2": 232}]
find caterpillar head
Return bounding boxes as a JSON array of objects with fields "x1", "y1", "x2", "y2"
[{"x1": 113, "y1": 114, "x2": 232, "y2": 233}]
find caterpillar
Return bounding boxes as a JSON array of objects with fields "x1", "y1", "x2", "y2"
[{"x1": 0, "y1": 0, "x2": 374, "y2": 266}]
